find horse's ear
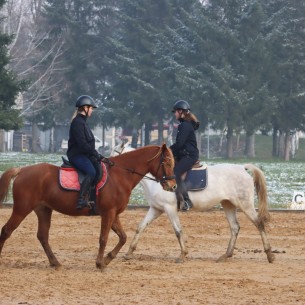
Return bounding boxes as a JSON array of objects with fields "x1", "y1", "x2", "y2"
[{"x1": 161, "y1": 143, "x2": 167, "y2": 152}]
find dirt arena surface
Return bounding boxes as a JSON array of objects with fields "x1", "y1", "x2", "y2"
[{"x1": 0, "y1": 207, "x2": 304, "y2": 305}]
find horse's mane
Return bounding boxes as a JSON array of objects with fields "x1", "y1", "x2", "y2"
[{"x1": 111, "y1": 144, "x2": 174, "y2": 168}]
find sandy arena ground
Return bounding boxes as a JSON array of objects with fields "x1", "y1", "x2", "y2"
[{"x1": 0, "y1": 207, "x2": 304, "y2": 305}]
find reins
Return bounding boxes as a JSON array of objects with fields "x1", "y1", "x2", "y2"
[
  {"x1": 120, "y1": 167, "x2": 162, "y2": 183},
  {"x1": 111, "y1": 145, "x2": 175, "y2": 184}
]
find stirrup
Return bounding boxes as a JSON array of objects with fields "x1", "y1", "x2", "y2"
[
  {"x1": 181, "y1": 199, "x2": 192, "y2": 212},
  {"x1": 181, "y1": 202, "x2": 190, "y2": 212},
  {"x1": 76, "y1": 198, "x2": 88, "y2": 209}
]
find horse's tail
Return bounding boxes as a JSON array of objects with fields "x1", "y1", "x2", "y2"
[
  {"x1": 244, "y1": 164, "x2": 270, "y2": 229},
  {"x1": 0, "y1": 167, "x2": 21, "y2": 205}
]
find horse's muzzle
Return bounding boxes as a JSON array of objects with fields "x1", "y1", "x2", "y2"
[
  {"x1": 162, "y1": 181, "x2": 177, "y2": 192},
  {"x1": 160, "y1": 175, "x2": 176, "y2": 192},
  {"x1": 171, "y1": 184, "x2": 177, "y2": 192}
]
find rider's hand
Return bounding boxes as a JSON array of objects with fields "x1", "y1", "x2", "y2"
[
  {"x1": 101, "y1": 157, "x2": 114, "y2": 167},
  {"x1": 97, "y1": 153, "x2": 104, "y2": 161}
]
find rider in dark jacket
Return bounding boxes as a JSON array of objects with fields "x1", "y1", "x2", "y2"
[
  {"x1": 67, "y1": 95, "x2": 103, "y2": 209},
  {"x1": 170, "y1": 100, "x2": 200, "y2": 211}
]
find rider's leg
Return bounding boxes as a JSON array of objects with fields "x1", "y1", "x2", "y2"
[
  {"x1": 180, "y1": 182, "x2": 193, "y2": 211},
  {"x1": 174, "y1": 157, "x2": 194, "y2": 212},
  {"x1": 68, "y1": 155, "x2": 96, "y2": 209},
  {"x1": 77, "y1": 175, "x2": 92, "y2": 209},
  {"x1": 89, "y1": 157, "x2": 103, "y2": 201}
]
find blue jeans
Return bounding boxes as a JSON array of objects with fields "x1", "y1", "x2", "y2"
[
  {"x1": 68, "y1": 155, "x2": 96, "y2": 181},
  {"x1": 174, "y1": 156, "x2": 195, "y2": 185}
]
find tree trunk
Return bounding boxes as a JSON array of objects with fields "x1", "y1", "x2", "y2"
[
  {"x1": 218, "y1": 129, "x2": 225, "y2": 152},
  {"x1": 245, "y1": 133, "x2": 255, "y2": 158},
  {"x1": 0, "y1": 130, "x2": 5, "y2": 152},
  {"x1": 144, "y1": 123, "x2": 151, "y2": 145},
  {"x1": 226, "y1": 127, "x2": 234, "y2": 159},
  {"x1": 272, "y1": 128, "x2": 278, "y2": 157},
  {"x1": 49, "y1": 127, "x2": 54, "y2": 152},
  {"x1": 157, "y1": 116, "x2": 164, "y2": 145},
  {"x1": 102, "y1": 124, "x2": 106, "y2": 147},
  {"x1": 131, "y1": 128, "x2": 138, "y2": 148},
  {"x1": 31, "y1": 122, "x2": 39, "y2": 153},
  {"x1": 290, "y1": 132, "x2": 298, "y2": 159},
  {"x1": 278, "y1": 132, "x2": 285, "y2": 159},
  {"x1": 236, "y1": 133, "x2": 240, "y2": 151},
  {"x1": 284, "y1": 132, "x2": 291, "y2": 161},
  {"x1": 167, "y1": 122, "x2": 173, "y2": 146}
]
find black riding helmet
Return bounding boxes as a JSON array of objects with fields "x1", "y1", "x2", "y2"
[
  {"x1": 75, "y1": 95, "x2": 97, "y2": 108},
  {"x1": 172, "y1": 100, "x2": 190, "y2": 112}
]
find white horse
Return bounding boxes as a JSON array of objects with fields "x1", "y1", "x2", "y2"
[{"x1": 111, "y1": 142, "x2": 274, "y2": 263}]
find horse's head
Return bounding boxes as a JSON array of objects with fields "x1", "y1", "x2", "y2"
[{"x1": 148, "y1": 144, "x2": 177, "y2": 192}]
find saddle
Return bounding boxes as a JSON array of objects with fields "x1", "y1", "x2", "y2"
[
  {"x1": 58, "y1": 157, "x2": 108, "y2": 193},
  {"x1": 182, "y1": 162, "x2": 208, "y2": 191}
]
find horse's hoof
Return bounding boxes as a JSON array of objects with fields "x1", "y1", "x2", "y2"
[
  {"x1": 266, "y1": 250, "x2": 275, "y2": 263},
  {"x1": 216, "y1": 255, "x2": 228, "y2": 263},
  {"x1": 104, "y1": 256, "x2": 112, "y2": 266},
  {"x1": 175, "y1": 257, "x2": 185, "y2": 264},
  {"x1": 98, "y1": 264, "x2": 106, "y2": 272},
  {"x1": 123, "y1": 253, "x2": 134, "y2": 260},
  {"x1": 50, "y1": 262, "x2": 62, "y2": 270},
  {"x1": 96, "y1": 262, "x2": 101, "y2": 269}
]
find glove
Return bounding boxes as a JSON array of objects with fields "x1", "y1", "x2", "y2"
[
  {"x1": 97, "y1": 153, "x2": 104, "y2": 161},
  {"x1": 101, "y1": 157, "x2": 114, "y2": 167}
]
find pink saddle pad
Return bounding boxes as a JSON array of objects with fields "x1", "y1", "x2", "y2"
[{"x1": 59, "y1": 162, "x2": 108, "y2": 192}]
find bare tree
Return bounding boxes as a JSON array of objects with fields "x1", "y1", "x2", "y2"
[{"x1": 1, "y1": 0, "x2": 69, "y2": 151}]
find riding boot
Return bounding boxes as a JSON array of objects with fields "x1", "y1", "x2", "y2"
[
  {"x1": 76, "y1": 176, "x2": 92, "y2": 209},
  {"x1": 178, "y1": 180, "x2": 192, "y2": 212},
  {"x1": 181, "y1": 191, "x2": 193, "y2": 212},
  {"x1": 176, "y1": 180, "x2": 193, "y2": 212},
  {"x1": 88, "y1": 185, "x2": 97, "y2": 205}
]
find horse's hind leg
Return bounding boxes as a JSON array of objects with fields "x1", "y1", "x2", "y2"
[
  {"x1": 124, "y1": 206, "x2": 163, "y2": 260},
  {"x1": 34, "y1": 206, "x2": 61, "y2": 269},
  {"x1": 242, "y1": 206, "x2": 274, "y2": 263},
  {"x1": 217, "y1": 200, "x2": 240, "y2": 262},
  {"x1": 0, "y1": 211, "x2": 28, "y2": 256}
]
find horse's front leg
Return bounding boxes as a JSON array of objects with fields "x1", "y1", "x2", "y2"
[
  {"x1": 96, "y1": 212, "x2": 115, "y2": 271},
  {"x1": 103, "y1": 215, "x2": 127, "y2": 266},
  {"x1": 34, "y1": 206, "x2": 61, "y2": 269},
  {"x1": 164, "y1": 204, "x2": 187, "y2": 263},
  {"x1": 124, "y1": 207, "x2": 163, "y2": 260}
]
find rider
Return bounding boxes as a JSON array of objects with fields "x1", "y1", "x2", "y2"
[
  {"x1": 67, "y1": 95, "x2": 103, "y2": 209},
  {"x1": 170, "y1": 100, "x2": 200, "y2": 211}
]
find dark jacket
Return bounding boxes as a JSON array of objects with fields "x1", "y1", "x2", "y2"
[
  {"x1": 170, "y1": 119, "x2": 199, "y2": 161},
  {"x1": 67, "y1": 113, "x2": 99, "y2": 159}
]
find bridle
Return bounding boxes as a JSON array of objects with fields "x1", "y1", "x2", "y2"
[
  {"x1": 152, "y1": 150, "x2": 176, "y2": 187},
  {"x1": 112, "y1": 144, "x2": 176, "y2": 189}
]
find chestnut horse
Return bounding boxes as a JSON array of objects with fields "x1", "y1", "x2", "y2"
[
  {"x1": 111, "y1": 142, "x2": 275, "y2": 264},
  {"x1": 0, "y1": 144, "x2": 176, "y2": 271}
]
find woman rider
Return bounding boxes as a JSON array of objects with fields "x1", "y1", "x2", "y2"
[
  {"x1": 67, "y1": 95, "x2": 103, "y2": 209},
  {"x1": 170, "y1": 100, "x2": 200, "y2": 211}
]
